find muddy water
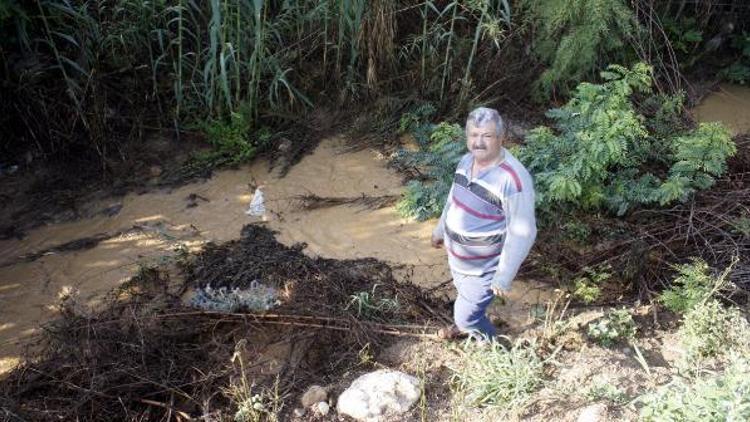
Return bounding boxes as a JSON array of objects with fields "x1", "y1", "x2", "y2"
[
  {"x1": 693, "y1": 84, "x2": 750, "y2": 135},
  {"x1": 0, "y1": 136, "x2": 553, "y2": 376}
]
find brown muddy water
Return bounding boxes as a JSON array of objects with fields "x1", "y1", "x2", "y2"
[
  {"x1": 693, "y1": 83, "x2": 750, "y2": 136},
  {"x1": 0, "y1": 137, "x2": 553, "y2": 376}
]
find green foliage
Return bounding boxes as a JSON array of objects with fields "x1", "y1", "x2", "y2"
[
  {"x1": 572, "y1": 266, "x2": 610, "y2": 304},
  {"x1": 584, "y1": 381, "x2": 628, "y2": 405},
  {"x1": 522, "y1": 0, "x2": 637, "y2": 98},
  {"x1": 721, "y1": 32, "x2": 750, "y2": 85},
  {"x1": 587, "y1": 308, "x2": 636, "y2": 347},
  {"x1": 346, "y1": 284, "x2": 400, "y2": 320},
  {"x1": 197, "y1": 110, "x2": 256, "y2": 165},
  {"x1": 396, "y1": 122, "x2": 466, "y2": 221},
  {"x1": 664, "y1": 18, "x2": 703, "y2": 55},
  {"x1": 658, "y1": 259, "x2": 730, "y2": 315},
  {"x1": 451, "y1": 338, "x2": 545, "y2": 409},
  {"x1": 518, "y1": 63, "x2": 736, "y2": 216},
  {"x1": 639, "y1": 355, "x2": 750, "y2": 421},
  {"x1": 677, "y1": 300, "x2": 750, "y2": 370}
]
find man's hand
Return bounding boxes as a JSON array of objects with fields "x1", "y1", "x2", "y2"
[{"x1": 431, "y1": 232, "x2": 444, "y2": 248}]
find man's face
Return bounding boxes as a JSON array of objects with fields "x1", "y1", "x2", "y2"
[{"x1": 466, "y1": 121, "x2": 503, "y2": 164}]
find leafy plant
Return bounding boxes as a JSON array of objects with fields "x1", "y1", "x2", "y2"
[
  {"x1": 587, "y1": 308, "x2": 636, "y2": 347},
  {"x1": 396, "y1": 122, "x2": 466, "y2": 220},
  {"x1": 572, "y1": 266, "x2": 610, "y2": 304},
  {"x1": 659, "y1": 259, "x2": 732, "y2": 315},
  {"x1": 518, "y1": 63, "x2": 735, "y2": 216},
  {"x1": 639, "y1": 355, "x2": 750, "y2": 421},
  {"x1": 451, "y1": 338, "x2": 545, "y2": 409},
  {"x1": 197, "y1": 109, "x2": 258, "y2": 165},
  {"x1": 584, "y1": 381, "x2": 628, "y2": 405},
  {"x1": 677, "y1": 299, "x2": 750, "y2": 371},
  {"x1": 521, "y1": 0, "x2": 637, "y2": 99},
  {"x1": 346, "y1": 284, "x2": 400, "y2": 320}
]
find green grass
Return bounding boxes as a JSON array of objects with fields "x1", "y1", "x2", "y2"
[{"x1": 450, "y1": 338, "x2": 545, "y2": 410}]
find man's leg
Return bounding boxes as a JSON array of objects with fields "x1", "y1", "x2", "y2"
[{"x1": 452, "y1": 271, "x2": 496, "y2": 340}]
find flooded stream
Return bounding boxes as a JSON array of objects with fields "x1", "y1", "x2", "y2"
[{"x1": 3, "y1": 83, "x2": 747, "y2": 376}]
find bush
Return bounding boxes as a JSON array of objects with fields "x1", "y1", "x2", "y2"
[
  {"x1": 571, "y1": 266, "x2": 610, "y2": 304},
  {"x1": 451, "y1": 339, "x2": 545, "y2": 409},
  {"x1": 659, "y1": 259, "x2": 731, "y2": 315},
  {"x1": 587, "y1": 308, "x2": 636, "y2": 347},
  {"x1": 517, "y1": 63, "x2": 735, "y2": 216},
  {"x1": 522, "y1": 0, "x2": 637, "y2": 99},
  {"x1": 639, "y1": 355, "x2": 750, "y2": 421},
  {"x1": 677, "y1": 299, "x2": 750, "y2": 370},
  {"x1": 396, "y1": 122, "x2": 465, "y2": 220}
]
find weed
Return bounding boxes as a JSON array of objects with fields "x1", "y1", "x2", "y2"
[
  {"x1": 639, "y1": 354, "x2": 750, "y2": 421},
  {"x1": 450, "y1": 338, "x2": 545, "y2": 410},
  {"x1": 584, "y1": 381, "x2": 628, "y2": 405},
  {"x1": 677, "y1": 299, "x2": 750, "y2": 371},
  {"x1": 225, "y1": 340, "x2": 283, "y2": 422},
  {"x1": 346, "y1": 284, "x2": 399, "y2": 320},
  {"x1": 587, "y1": 308, "x2": 636, "y2": 347},
  {"x1": 659, "y1": 258, "x2": 733, "y2": 315},
  {"x1": 571, "y1": 266, "x2": 610, "y2": 304}
]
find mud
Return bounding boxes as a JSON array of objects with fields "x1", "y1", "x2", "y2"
[{"x1": 693, "y1": 83, "x2": 750, "y2": 135}]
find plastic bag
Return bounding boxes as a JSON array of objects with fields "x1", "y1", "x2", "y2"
[{"x1": 245, "y1": 187, "x2": 265, "y2": 217}]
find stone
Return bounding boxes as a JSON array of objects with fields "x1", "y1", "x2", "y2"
[
  {"x1": 300, "y1": 385, "x2": 328, "y2": 408},
  {"x1": 336, "y1": 369, "x2": 421, "y2": 422},
  {"x1": 577, "y1": 403, "x2": 608, "y2": 422},
  {"x1": 314, "y1": 401, "x2": 330, "y2": 416},
  {"x1": 293, "y1": 408, "x2": 305, "y2": 417}
]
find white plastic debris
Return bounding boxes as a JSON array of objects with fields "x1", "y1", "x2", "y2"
[
  {"x1": 245, "y1": 188, "x2": 265, "y2": 217},
  {"x1": 336, "y1": 369, "x2": 421, "y2": 422}
]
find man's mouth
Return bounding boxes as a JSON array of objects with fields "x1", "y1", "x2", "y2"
[{"x1": 472, "y1": 145, "x2": 487, "y2": 151}]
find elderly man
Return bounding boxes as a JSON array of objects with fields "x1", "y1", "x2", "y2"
[{"x1": 432, "y1": 107, "x2": 537, "y2": 341}]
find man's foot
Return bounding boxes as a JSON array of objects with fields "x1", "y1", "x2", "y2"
[{"x1": 437, "y1": 324, "x2": 464, "y2": 340}]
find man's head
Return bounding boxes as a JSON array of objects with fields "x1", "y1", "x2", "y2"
[{"x1": 465, "y1": 107, "x2": 506, "y2": 165}]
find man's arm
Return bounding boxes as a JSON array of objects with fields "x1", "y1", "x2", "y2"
[{"x1": 491, "y1": 190, "x2": 537, "y2": 291}]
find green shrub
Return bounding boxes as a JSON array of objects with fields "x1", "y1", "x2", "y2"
[
  {"x1": 639, "y1": 355, "x2": 750, "y2": 421},
  {"x1": 396, "y1": 122, "x2": 465, "y2": 220},
  {"x1": 587, "y1": 308, "x2": 636, "y2": 347},
  {"x1": 572, "y1": 266, "x2": 610, "y2": 304},
  {"x1": 521, "y1": 0, "x2": 637, "y2": 99},
  {"x1": 659, "y1": 259, "x2": 731, "y2": 315},
  {"x1": 451, "y1": 338, "x2": 545, "y2": 409},
  {"x1": 518, "y1": 63, "x2": 735, "y2": 216},
  {"x1": 677, "y1": 300, "x2": 750, "y2": 370}
]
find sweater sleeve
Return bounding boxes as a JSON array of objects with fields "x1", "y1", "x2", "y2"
[{"x1": 491, "y1": 189, "x2": 537, "y2": 291}]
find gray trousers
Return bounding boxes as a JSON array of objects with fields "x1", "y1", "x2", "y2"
[{"x1": 452, "y1": 270, "x2": 497, "y2": 339}]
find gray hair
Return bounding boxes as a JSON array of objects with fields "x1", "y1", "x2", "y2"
[{"x1": 466, "y1": 107, "x2": 506, "y2": 138}]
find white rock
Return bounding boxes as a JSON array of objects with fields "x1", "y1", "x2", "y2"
[
  {"x1": 293, "y1": 408, "x2": 305, "y2": 417},
  {"x1": 301, "y1": 385, "x2": 328, "y2": 408},
  {"x1": 577, "y1": 403, "x2": 608, "y2": 422},
  {"x1": 336, "y1": 369, "x2": 421, "y2": 422},
  {"x1": 315, "y1": 401, "x2": 330, "y2": 416}
]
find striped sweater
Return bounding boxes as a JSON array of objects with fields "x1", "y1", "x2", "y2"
[{"x1": 434, "y1": 149, "x2": 537, "y2": 291}]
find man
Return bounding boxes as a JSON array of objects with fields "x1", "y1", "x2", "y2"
[{"x1": 432, "y1": 107, "x2": 537, "y2": 341}]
